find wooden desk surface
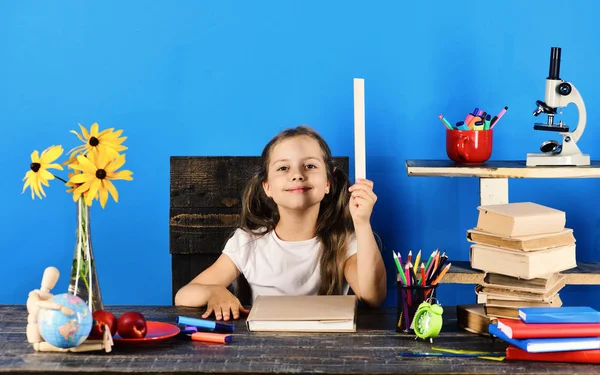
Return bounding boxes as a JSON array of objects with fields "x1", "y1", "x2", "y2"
[{"x1": 0, "y1": 305, "x2": 597, "y2": 374}]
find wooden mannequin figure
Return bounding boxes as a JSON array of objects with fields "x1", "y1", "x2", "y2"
[{"x1": 26, "y1": 266, "x2": 113, "y2": 353}]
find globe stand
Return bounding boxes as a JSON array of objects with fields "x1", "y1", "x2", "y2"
[{"x1": 26, "y1": 267, "x2": 113, "y2": 353}]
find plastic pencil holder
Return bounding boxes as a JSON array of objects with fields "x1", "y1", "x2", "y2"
[{"x1": 395, "y1": 282, "x2": 437, "y2": 333}]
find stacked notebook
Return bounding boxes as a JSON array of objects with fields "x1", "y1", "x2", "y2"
[
  {"x1": 456, "y1": 304, "x2": 493, "y2": 336},
  {"x1": 490, "y1": 306, "x2": 600, "y2": 364},
  {"x1": 245, "y1": 295, "x2": 357, "y2": 332},
  {"x1": 467, "y1": 202, "x2": 577, "y2": 320}
]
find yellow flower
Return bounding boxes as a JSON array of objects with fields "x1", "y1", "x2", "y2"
[
  {"x1": 61, "y1": 151, "x2": 81, "y2": 167},
  {"x1": 67, "y1": 122, "x2": 127, "y2": 160},
  {"x1": 68, "y1": 151, "x2": 133, "y2": 208},
  {"x1": 65, "y1": 171, "x2": 81, "y2": 195},
  {"x1": 22, "y1": 145, "x2": 64, "y2": 199}
]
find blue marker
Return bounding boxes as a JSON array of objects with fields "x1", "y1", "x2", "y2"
[
  {"x1": 177, "y1": 316, "x2": 235, "y2": 332},
  {"x1": 455, "y1": 121, "x2": 470, "y2": 131}
]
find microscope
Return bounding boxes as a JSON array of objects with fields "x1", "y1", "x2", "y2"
[{"x1": 526, "y1": 47, "x2": 590, "y2": 167}]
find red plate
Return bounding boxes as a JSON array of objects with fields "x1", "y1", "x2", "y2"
[{"x1": 113, "y1": 321, "x2": 180, "y2": 345}]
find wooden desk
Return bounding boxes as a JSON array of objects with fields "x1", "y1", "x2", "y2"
[{"x1": 1, "y1": 305, "x2": 597, "y2": 374}]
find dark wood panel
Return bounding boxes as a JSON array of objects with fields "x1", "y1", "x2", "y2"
[
  {"x1": 171, "y1": 254, "x2": 252, "y2": 306},
  {"x1": 2, "y1": 305, "x2": 597, "y2": 374},
  {"x1": 171, "y1": 253, "x2": 219, "y2": 304},
  {"x1": 169, "y1": 210, "x2": 237, "y2": 255},
  {"x1": 170, "y1": 156, "x2": 258, "y2": 208}
]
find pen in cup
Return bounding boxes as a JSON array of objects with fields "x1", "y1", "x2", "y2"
[
  {"x1": 438, "y1": 115, "x2": 453, "y2": 130},
  {"x1": 490, "y1": 106, "x2": 508, "y2": 128}
]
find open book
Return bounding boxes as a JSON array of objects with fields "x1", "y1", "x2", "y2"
[{"x1": 246, "y1": 295, "x2": 357, "y2": 332}]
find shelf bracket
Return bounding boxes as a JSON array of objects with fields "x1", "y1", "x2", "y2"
[{"x1": 479, "y1": 178, "x2": 508, "y2": 206}]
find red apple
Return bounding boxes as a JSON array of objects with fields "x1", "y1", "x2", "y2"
[
  {"x1": 89, "y1": 310, "x2": 118, "y2": 339},
  {"x1": 117, "y1": 311, "x2": 147, "y2": 338}
]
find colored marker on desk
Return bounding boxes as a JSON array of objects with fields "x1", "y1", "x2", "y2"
[
  {"x1": 191, "y1": 332, "x2": 232, "y2": 344},
  {"x1": 177, "y1": 316, "x2": 235, "y2": 332},
  {"x1": 455, "y1": 121, "x2": 470, "y2": 131},
  {"x1": 399, "y1": 351, "x2": 505, "y2": 358}
]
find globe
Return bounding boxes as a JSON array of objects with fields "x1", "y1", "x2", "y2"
[{"x1": 37, "y1": 293, "x2": 93, "y2": 349}]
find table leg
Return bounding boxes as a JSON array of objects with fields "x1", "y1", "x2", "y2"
[{"x1": 479, "y1": 178, "x2": 508, "y2": 206}]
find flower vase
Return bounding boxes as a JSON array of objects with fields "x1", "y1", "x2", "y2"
[{"x1": 67, "y1": 197, "x2": 104, "y2": 312}]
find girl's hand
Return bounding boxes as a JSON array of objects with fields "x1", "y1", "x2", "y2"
[
  {"x1": 348, "y1": 178, "x2": 377, "y2": 226},
  {"x1": 201, "y1": 285, "x2": 250, "y2": 321}
]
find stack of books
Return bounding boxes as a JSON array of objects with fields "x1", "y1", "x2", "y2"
[
  {"x1": 466, "y1": 202, "x2": 577, "y2": 320},
  {"x1": 490, "y1": 306, "x2": 600, "y2": 364}
]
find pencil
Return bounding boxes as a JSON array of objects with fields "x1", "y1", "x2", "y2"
[
  {"x1": 404, "y1": 263, "x2": 412, "y2": 306},
  {"x1": 424, "y1": 249, "x2": 436, "y2": 276},
  {"x1": 399, "y1": 351, "x2": 505, "y2": 358},
  {"x1": 393, "y1": 252, "x2": 407, "y2": 285},
  {"x1": 431, "y1": 263, "x2": 452, "y2": 286},
  {"x1": 407, "y1": 250, "x2": 412, "y2": 265},
  {"x1": 413, "y1": 249, "x2": 421, "y2": 277},
  {"x1": 401, "y1": 289, "x2": 410, "y2": 329},
  {"x1": 429, "y1": 251, "x2": 440, "y2": 282},
  {"x1": 425, "y1": 263, "x2": 452, "y2": 299}
]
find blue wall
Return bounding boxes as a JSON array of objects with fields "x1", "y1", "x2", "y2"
[{"x1": 2, "y1": 1, "x2": 600, "y2": 309}]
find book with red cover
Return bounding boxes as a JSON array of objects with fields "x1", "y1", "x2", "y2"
[
  {"x1": 506, "y1": 345, "x2": 600, "y2": 364},
  {"x1": 497, "y1": 318, "x2": 600, "y2": 339}
]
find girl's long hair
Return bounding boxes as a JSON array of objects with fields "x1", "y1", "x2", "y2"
[{"x1": 239, "y1": 125, "x2": 353, "y2": 295}]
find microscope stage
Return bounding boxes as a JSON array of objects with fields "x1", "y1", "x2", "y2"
[{"x1": 534, "y1": 124, "x2": 570, "y2": 132}]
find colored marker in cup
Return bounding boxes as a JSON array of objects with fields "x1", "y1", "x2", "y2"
[
  {"x1": 473, "y1": 121, "x2": 484, "y2": 130},
  {"x1": 464, "y1": 113, "x2": 474, "y2": 126},
  {"x1": 455, "y1": 121, "x2": 470, "y2": 131},
  {"x1": 483, "y1": 114, "x2": 491, "y2": 130}
]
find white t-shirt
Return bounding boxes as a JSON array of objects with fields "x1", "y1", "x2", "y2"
[{"x1": 222, "y1": 228, "x2": 358, "y2": 303}]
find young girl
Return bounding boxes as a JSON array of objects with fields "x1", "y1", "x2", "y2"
[{"x1": 174, "y1": 125, "x2": 387, "y2": 320}]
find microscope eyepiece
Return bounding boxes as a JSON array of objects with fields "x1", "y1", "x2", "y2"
[{"x1": 548, "y1": 47, "x2": 561, "y2": 80}]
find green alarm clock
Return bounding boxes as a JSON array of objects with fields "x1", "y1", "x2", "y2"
[{"x1": 411, "y1": 298, "x2": 444, "y2": 342}]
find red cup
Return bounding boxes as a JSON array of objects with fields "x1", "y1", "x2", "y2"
[{"x1": 446, "y1": 128, "x2": 493, "y2": 164}]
